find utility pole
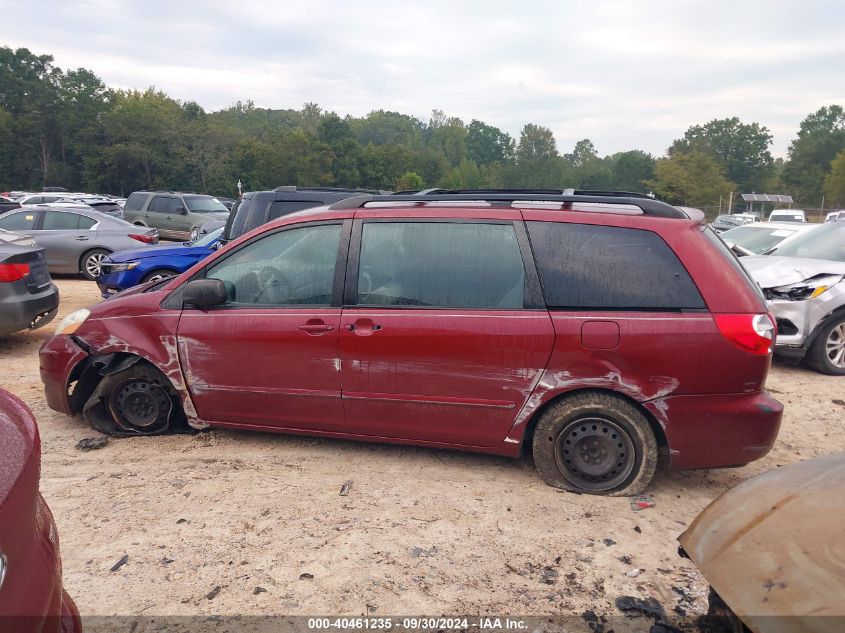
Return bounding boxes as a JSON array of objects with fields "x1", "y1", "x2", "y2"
[{"x1": 727, "y1": 191, "x2": 733, "y2": 214}]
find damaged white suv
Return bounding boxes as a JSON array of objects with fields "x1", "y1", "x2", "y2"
[{"x1": 743, "y1": 221, "x2": 845, "y2": 374}]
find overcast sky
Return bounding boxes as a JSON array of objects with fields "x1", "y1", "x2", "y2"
[{"x1": 6, "y1": 0, "x2": 845, "y2": 158}]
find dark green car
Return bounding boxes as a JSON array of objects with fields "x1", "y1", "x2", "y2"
[{"x1": 123, "y1": 191, "x2": 230, "y2": 241}]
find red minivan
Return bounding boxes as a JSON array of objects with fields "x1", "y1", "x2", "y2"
[
  {"x1": 40, "y1": 191, "x2": 783, "y2": 496},
  {"x1": 0, "y1": 388, "x2": 81, "y2": 633}
]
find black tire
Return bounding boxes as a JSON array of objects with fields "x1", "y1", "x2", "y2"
[
  {"x1": 80, "y1": 248, "x2": 111, "y2": 280},
  {"x1": 805, "y1": 313, "x2": 845, "y2": 375},
  {"x1": 141, "y1": 269, "x2": 178, "y2": 284},
  {"x1": 532, "y1": 391, "x2": 658, "y2": 496},
  {"x1": 83, "y1": 363, "x2": 176, "y2": 436}
]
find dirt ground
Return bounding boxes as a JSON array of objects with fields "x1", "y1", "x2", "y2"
[{"x1": 1, "y1": 277, "x2": 843, "y2": 621}]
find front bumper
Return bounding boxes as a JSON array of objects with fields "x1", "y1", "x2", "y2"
[
  {"x1": 39, "y1": 335, "x2": 89, "y2": 415},
  {"x1": 644, "y1": 391, "x2": 783, "y2": 470},
  {"x1": 96, "y1": 269, "x2": 142, "y2": 299},
  {"x1": 0, "y1": 284, "x2": 59, "y2": 335},
  {"x1": 768, "y1": 293, "x2": 841, "y2": 352}
]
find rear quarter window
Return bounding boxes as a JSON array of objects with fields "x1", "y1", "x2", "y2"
[
  {"x1": 124, "y1": 192, "x2": 149, "y2": 212},
  {"x1": 527, "y1": 221, "x2": 705, "y2": 310}
]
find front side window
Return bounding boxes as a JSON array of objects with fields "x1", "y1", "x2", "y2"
[
  {"x1": 0, "y1": 211, "x2": 39, "y2": 231},
  {"x1": 206, "y1": 223, "x2": 342, "y2": 306},
  {"x1": 527, "y1": 221, "x2": 705, "y2": 310},
  {"x1": 356, "y1": 222, "x2": 526, "y2": 309}
]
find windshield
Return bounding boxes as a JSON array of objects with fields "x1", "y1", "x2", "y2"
[
  {"x1": 184, "y1": 195, "x2": 229, "y2": 213},
  {"x1": 769, "y1": 222, "x2": 845, "y2": 261},
  {"x1": 719, "y1": 225, "x2": 798, "y2": 254},
  {"x1": 192, "y1": 227, "x2": 223, "y2": 247}
]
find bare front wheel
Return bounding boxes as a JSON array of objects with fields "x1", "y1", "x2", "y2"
[{"x1": 532, "y1": 391, "x2": 658, "y2": 496}]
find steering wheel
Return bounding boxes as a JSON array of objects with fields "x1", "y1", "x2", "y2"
[{"x1": 254, "y1": 266, "x2": 292, "y2": 304}]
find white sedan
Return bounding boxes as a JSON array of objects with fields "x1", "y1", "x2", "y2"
[{"x1": 718, "y1": 221, "x2": 819, "y2": 256}]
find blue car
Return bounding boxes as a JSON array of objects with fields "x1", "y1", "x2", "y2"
[{"x1": 96, "y1": 227, "x2": 222, "y2": 298}]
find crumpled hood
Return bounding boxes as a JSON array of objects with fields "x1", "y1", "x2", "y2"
[{"x1": 742, "y1": 256, "x2": 845, "y2": 289}]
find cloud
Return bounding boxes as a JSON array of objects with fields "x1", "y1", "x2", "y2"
[{"x1": 5, "y1": 0, "x2": 845, "y2": 157}]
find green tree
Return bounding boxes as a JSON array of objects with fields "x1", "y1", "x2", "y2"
[
  {"x1": 783, "y1": 105, "x2": 845, "y2": 206},
  {"x1": 395, "y1": 171, "x2": 424, "y2": 191},
  {"x1": 466, "y1": 119, "x2": 513, "y2": 165},
  {"x1": 647, "y1": 151, "x2": 736, "y2": 208},
  {"x1": 824, "y1": 150, "x2": 845, "y2": 206},
  {"x1": 318, "y1": 112, "x2": 361, "y2": 187},
  {"x1": 607, "y1": 150, "x2": 655, "y2": 193},
  {"x1": 670, "y1": 118, "x2": 773, "y2": 193}
]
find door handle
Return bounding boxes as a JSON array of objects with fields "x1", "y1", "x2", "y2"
[
  {"x1": 75, "y1": 236, "x2": 90, "y2": 241},
  {"x1": 344, "y1": 319, "x2": 382, "y2": 335},
  {"x1": 298, "y1": 323, "x2": 335, "y2": 334}
]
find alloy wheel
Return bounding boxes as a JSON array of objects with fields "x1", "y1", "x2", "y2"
[
  {"x1": 85, "y1": 253, "x2": 106, "y2": 277},
  {"x1": 826, "y1": 322, "x2": 845, "y2": 369}
]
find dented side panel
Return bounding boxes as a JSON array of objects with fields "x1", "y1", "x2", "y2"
[{"x1": 504, "y1": 312, "x2": 779, "y2": 467}]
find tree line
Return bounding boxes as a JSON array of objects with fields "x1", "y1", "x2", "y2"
[{"x1": 2, "y1": 46, "x2": 845, "y2": 211}]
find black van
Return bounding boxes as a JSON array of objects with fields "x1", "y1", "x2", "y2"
[{"x1": 210, "y1": 187, "x2": 384, "y2": 245}]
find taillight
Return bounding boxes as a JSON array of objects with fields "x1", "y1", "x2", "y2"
[
  {"x1": 129, "y1": 233, "x2": 157, "y2": 244},
  {"x1": 714, "y1": 313, "x2": 775, "y2": 355},
  {"x1": 0, "y1": 262, "x2": 30, "y2": 282}
]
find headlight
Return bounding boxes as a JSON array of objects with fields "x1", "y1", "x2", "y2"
[
  {"x1": 190, "y1": 227, "x2": 199, "y2": 242},
  {"x1": 105, "y1": 261, "x2": 139, "y2": 272},
  {"x1": 55, "y1": 308, "x2": 90, "y2": 335},
  {"x1": 769, "y1": 274, "x2": 843, "y2": 301}
]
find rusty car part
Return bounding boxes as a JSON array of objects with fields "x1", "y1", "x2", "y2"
[{"x1": 678, "y1": 452, "x2": 845, "y2": 633}]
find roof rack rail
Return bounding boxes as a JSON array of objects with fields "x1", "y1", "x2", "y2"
[
  {"x1": 328, "y1": 191, "x2": 686, "y2": 219},
  {"x1": 272, "y1": 185, "x2": 385, "y2": 194},
  {"x1": 405, "y1": 188, "x2": 656, "y2": 200}
]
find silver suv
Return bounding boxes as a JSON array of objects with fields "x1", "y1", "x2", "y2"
[
  {"x1": 743, "y1": 221, "x2": 845, "y2": 374},
  {"x1": 123, "y1": 191, "x2": 230, "y2": 240}
]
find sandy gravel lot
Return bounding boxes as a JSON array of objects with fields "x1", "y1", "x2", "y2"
[{"x1": 1, "y1": 277, "x2": 843, "y2": 623}]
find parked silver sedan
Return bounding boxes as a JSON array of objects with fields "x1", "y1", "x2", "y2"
[{"x1": 0, "y1": 206, "x2": 159, "y2": 280}]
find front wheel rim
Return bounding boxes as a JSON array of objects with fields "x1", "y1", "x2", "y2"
[
  {"x1": 825, "y1": 323, "x2": 845, "y2": 368},
  {"x1": 554, "y1": 417, "x2": 637, "y2": 492},
  {"x1": 108, "y1": 379, "x2": 171, "y2": 434},
  {"x1": 86, "y1": 253, "x2": 106, "y2": 277}
]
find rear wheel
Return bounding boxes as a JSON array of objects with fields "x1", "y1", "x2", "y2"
[
  {"x1": 80, "y1": 248, "x2": 111, "y2": 280},
  {"x1": 141, "y1": 269, "x2": 178, "y2": 284},
  {"x1": 532, "y1": 391, "x2": 657, "y2": 496},
  {"x1": 806, "y1": 313, "x2": 845, "y2": 375}
]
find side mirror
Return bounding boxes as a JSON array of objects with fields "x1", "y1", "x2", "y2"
[
  {"x1": 183, "y1": 278, "x2": 227, "y2": 308},
  {"x1": 175, "y1": 205, "x2": 186, "y2": 214}
]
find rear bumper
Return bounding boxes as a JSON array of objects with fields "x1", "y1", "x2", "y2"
[
  {"x1": 644, "y1": 391, "x2": 783, "y2": 470},
  {"x1": 0, "y1": 284, "x2": 59, "y2": 335},
  {"x1": 39, "y1": 335, "x2": 89, "y2": 415}
]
